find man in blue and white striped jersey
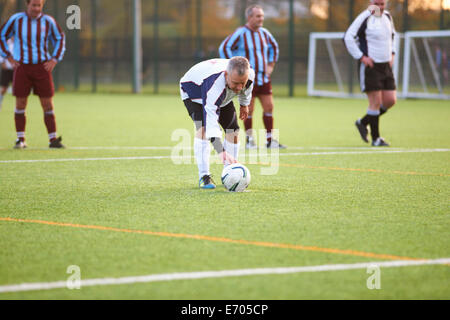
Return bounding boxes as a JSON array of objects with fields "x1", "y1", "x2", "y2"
[
  {"x1": 0, "y1": 0, "x2": 66, "y2": 149},
  {"x1": 219, "y1": 5, "x2": 285, "y2": 149}
]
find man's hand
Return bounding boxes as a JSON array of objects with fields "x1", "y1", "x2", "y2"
[
  {"x1": 390, "y1": 54, "x2": 395, "y2": 68},
  {"x1": 44, "y1": 59, "x2": 57, "y2": 72},
  {"x1": 360, "y1": 55, "x2": 374, "y2": 68},
  {"x1": 266, "y1": 62, "x2": 275, "y2": 77},
  {"x1": 239, "y1": 105, "x2": 249, "y2": 121},
  {"x1": 218, "y1": 151, "x2": 237, "y2": 165},
  {"x1": 7, "y1": 56, "x2": 19, "y2": 69}
]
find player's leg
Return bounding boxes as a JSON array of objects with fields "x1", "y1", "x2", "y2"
[
  {"x1": 14, "y1": 97, "x2": 28, "y2": 149},
  {"x1": 260, "y1": 93, "x2": 286, "y2": 149},
  {"x1": 380, "y1": 90, "x2": 396, "y2": 116},
  {"x1": 0, "y1": 69, "x2": 11, "y2": 111},
  {"x1": 244, "y1": 97, "x2": 256, "y2": 149},
  {"x1": 355, "y1": 63, "x2": 388, "y2": 145},
  {"x1": 184, "y1": 99, "x2": 214, "y2": 189},
  {"x1": 32, "y1": 63, "x2": 64, "y2": 148},
  {"x1": 0, "y1": 86, "x2": 7, "y2": 111},
  {"x1": 380, "y1": 63, "x2": 397, "y2": 115},
  {"x1": 194, "y1": 126, "x2": 215, "y2": 189},
  {"x1": 39, "y1": 97, "x2": 64, "y2": 148},
  {"x1": 12, "y1": 64, "x2": 32, "y2": 149},
  {"x1": 366, "y1": 90, "x2": 388, "y2": 146},
  {"x1": 220, "y1": 102, "x2": 240, "y2": 165}
]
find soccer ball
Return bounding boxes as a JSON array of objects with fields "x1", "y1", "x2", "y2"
[{"x1": 221, "y1": 163, "x2": 251, "y2": 192}]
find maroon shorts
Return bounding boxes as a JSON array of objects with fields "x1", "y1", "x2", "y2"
[
  {"x1": 13, "y1": 63, "x2": 55, "y2": 98},
  {"x1": 252, "y1": 81, "x2": 273, "y2": 97}
]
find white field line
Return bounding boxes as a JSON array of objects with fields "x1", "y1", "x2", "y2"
[
  {"x1": 69, "y1": 146, "x2": 393, "y2": 151},
  {"x1": 0, "y1": 146, "x2": 439, "y2": 151},
  {"x1": 0, "y1": 258, "x2": 448, "y2": 293},
  {"x1": 0, "y1": 148, "x2": 449, "y2": 164},
  {"x1": 0, "y1": 146, "x2": 394, "y2": 151}
]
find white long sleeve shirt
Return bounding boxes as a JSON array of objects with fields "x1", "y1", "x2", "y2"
[
  {"x1": 180, "y1": 59, "x2": 255, "y2": 139},
  {"x1": 344, "y1": 10, "x2": 397, "y2": 63}
]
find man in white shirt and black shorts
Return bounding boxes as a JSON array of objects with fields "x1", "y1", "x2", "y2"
[
  {"x1": 344, "y1": 0, "x2": 397, "y2": 147},
  {"x1": 180, "y1": 57, "x2": 254, "y2": 189}
]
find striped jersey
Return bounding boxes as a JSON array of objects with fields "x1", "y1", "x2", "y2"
[
  {"x1": 180, "y1": 59, "x2": 255, "y2": 139},
  {"x1": 219, "y1": 26, "x2": 279, "y2": 86},
  {"x1": 0, "y1": 12, "x2": 66, "y2": 64},
  {"x1": 344, "y1": 10, "x2": 397, "y2": 63}
]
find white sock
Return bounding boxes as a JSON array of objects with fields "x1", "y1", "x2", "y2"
[
  {"x1": 0, "y1": 94, "x2": 3, "y2": 110},
  {"x1": 194, "y1": 138, "x2": 211, "y2": 179},
  {"x1": 223, "y1": 140, "x2": 240, "y2": 166}
]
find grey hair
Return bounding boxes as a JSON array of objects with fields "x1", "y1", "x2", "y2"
[
  {"x1": 246, "y1": 5, "x2": 263, "y2": 19},
  {"x1": 227, "y1": 57, "x2": 250, "y2": 76}
]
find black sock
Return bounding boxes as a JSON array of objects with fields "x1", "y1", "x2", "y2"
[
  {"x1": 380, "y1": 105, "x2": 388, "y2": 116},
  {"x1": 360, "y1": 114, "x2": 371, "y2": 126},
  {"x1": 368, "y1": 115, "x2": 380, "y2": 141}
]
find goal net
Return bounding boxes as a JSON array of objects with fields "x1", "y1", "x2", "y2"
[
  {"x1": 307, "y1": 32, "x2": 402, "y2": 99},
  {"x1": 402, "y1": 30, "x2": 450, "y2": 99}
]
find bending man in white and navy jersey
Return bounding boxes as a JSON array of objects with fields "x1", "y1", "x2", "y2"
[
  {"x1": 344, "y1": 0, "x2": 397, "y2": 147},
  {"x1": 219, "y1": 5, "x2": 285, "y2": 149},
  {"x1": 0, "y1": 0, "x2": 66, "y2": 149},
  {"x1": 180, "y1": 57, "x2": 254, "y2": 189}
]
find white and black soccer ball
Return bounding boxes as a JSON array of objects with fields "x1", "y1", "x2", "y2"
[{"x1": 221, "y1": 163, "x2": 251, "y2": 192}]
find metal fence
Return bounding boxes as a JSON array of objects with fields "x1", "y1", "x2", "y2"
[{"x1": 0, "y1": 0, "x2": 448, "y2": 96}]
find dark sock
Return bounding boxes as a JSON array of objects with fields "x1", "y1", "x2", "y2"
[
  {"x1": 263, "y1": 113, "x2": 273, "y2": 143},
  {"x1": 244, "y1": 116, "x2": 253, "y2": 139},
  {"x1": 44, "y1": 111, "x2": 57, "y2": 141},
  {"x1": 360, "y1": 114, "x2": 371, "y2": 126},
  {"x1": 368, "y1": 115, "x2": 380, "y2": 141},
  {"x1": 15, "y1": 111, "x2": 26, "y2": 142},
  {"x1": 380, "y1": 105, "x2": 388, "y2": 116}
]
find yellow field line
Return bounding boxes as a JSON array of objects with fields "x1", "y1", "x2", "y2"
[
  {"x1": 0, "y1": 217, "x2": 422, "y2": 262},
  {"x1": 258, "y1": 163, "x2": 450, "y2": 177}
]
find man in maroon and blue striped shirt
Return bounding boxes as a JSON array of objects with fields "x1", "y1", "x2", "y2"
[
  {"x1": 219, "y1": 5, "x2": 286, "y2": 149},
  {"x1": 0, "y1": 0, "x2": 66, "y2": 149}
]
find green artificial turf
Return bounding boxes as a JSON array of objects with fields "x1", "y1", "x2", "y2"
[{"x1": 0, "y1": 93, "x2": 448, "y2": 299}]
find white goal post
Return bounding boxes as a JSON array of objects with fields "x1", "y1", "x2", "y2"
[
  {"x1": 402, "y1": 30, "x2": 450, "y2": 99},
  {"x1": 307, "y1": 32, "x2": 402, "y2": 99}
]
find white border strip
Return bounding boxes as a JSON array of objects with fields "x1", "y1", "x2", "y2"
[
  {"x1": 0, "y1": 258, "x2": 448, "y2": 293},
  {"x1": 0, "y1": 149, "x2": 449, "y2": 164}
]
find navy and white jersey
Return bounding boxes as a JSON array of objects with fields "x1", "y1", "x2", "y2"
[
  {"x1": 180, "y1": 59, "x2": 255, "y2": 139},
  {"x1": 344, "y1": 10, "x2": 396, "y2": 63},
  {"x1": 0, "y1": 12, "x2": 66, "y2": 64},
  {"x1": 219, "y1": 26, "x2": 279, "y2": 86}
]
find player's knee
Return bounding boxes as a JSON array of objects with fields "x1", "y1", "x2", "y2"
[
  {"x1": 15, "y1": 98, "x2": 27, "y2": 109},
  {"x1": 387, "y1": 97, "x2": 397, "y2": 108},
  {"x1": 263, "y1": 104, "x2": 274, "y2": 113},
  {"x1": 195, "y1": 127, "x2": 206, "y2": 139}
]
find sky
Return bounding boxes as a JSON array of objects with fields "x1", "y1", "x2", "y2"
[
  {"x1": 311, "y1": 0, "x2": 450, "y2": 19},
  {"x1": 410, "y1": 0, "x2": 450, "y2": 10}
]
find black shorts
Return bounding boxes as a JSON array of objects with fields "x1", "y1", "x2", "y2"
[
  {"x1": 0, "y1": 69, "x2": 13, "y2": 87},
  {"x1": 359, "y1": 62, "x2": 396, "y2": 93},
  {"x1": 183, "y1": 99, "x2": 240, "y2": 132}
]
